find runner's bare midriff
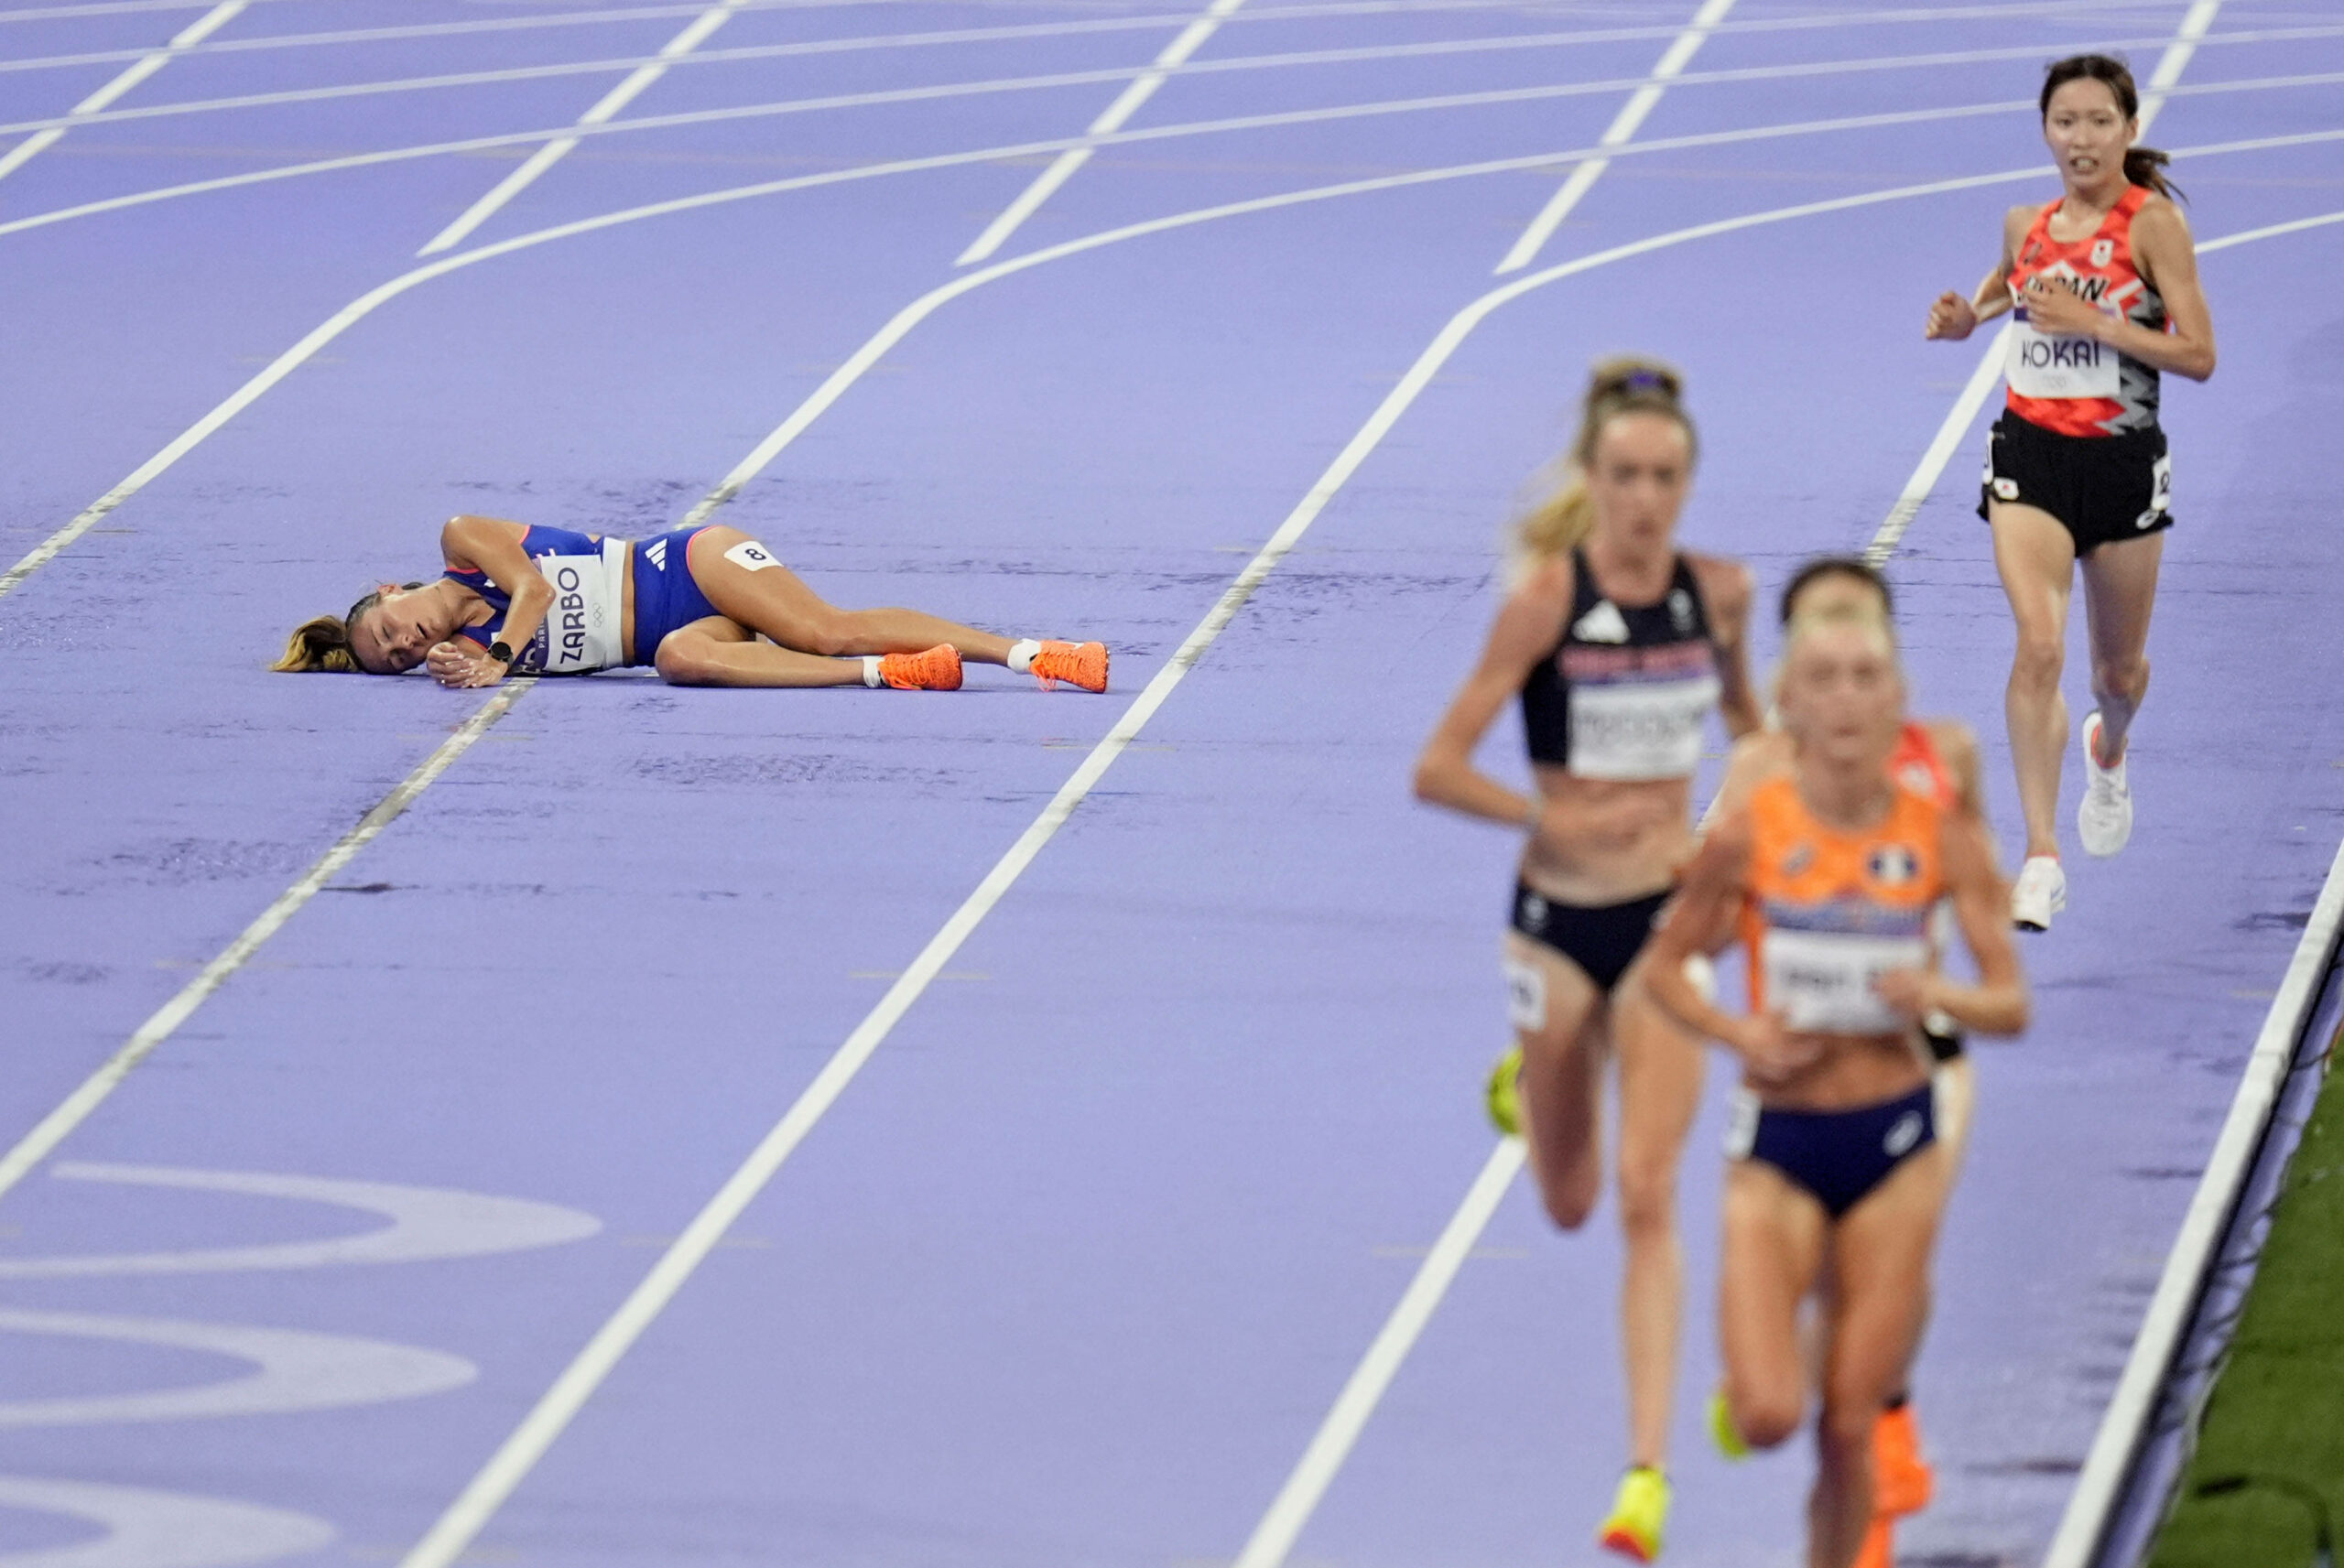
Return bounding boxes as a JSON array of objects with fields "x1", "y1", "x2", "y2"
[
  {"x1": 1518, "y1": 763, "x2": 1694, "y2": 906},
  {"x1": 1756, "y1": 1032, "x2": 1931, "y2": 1113}
]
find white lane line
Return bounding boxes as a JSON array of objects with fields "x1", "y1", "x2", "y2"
[
  {"x1": 1493, "y1": 0, "x2": 1731, "y2": 275},
  {"x1": 1235, "y1": 1140, "x2": 1525, "y2": 1568},
  {"x1": 0, "y1": 680, "x2": 533, "y2": 1203},
  {"x1": 0, "y1": 1162, "x2": 602, "y2": 1276},
  {"x1": 955, "y1": 0, "x2": 1246, "y2": 266},
  {"x1": 418, "y1": 0, "x2": 743, "y2": 255},
  {"x1": 10, "y1": 18, "x2": 2340, "y2": 142},
  {"x1": 6, "y1": 63, "x2": 2339, "y2": 257},
  {"x1": 0, "y1": 0, "x2": 238, "y2": 184}
]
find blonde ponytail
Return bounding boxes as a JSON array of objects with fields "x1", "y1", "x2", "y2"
[
  {"x1": 273, "y1": 614, "x2": 362, "y2": 672},
  {"x1": 273, "y1": 583, "x2": 407, "y2": 672},
  {"x1": 1512, "y1": 356, "x2": 1697, "y2": 569}
]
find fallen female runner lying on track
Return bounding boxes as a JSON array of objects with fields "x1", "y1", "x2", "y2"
[
  {"x1": 1644, "y1": 610, "x2": 2026, "y2": 1568},
  {"x1": 273, "y1": 515, "x2": 1110, "y2": 693}
]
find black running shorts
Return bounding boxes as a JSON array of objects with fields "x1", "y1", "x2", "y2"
[{"x1": 1978, "y1": 411, "x2": 2172, "y2": 556}]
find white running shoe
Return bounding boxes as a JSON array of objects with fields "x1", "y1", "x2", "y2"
[
  {"x1": 2078, "y1": 711, "x2": 2133, "y2": 858},
  {"x1": 2013, "y1": 855, "x2": 2067, "y2": 932}
]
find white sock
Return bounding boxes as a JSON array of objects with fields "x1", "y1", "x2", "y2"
[
  {"x1": 1006, "y1": 638, "x2": 1043, "y2": 674},
  {"x1": 862, "y1": 655, "x2": 884, "y2": 688}
]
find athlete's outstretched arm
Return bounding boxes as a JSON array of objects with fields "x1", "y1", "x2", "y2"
[{"x1": 1878, "y1": 813, "x2": 2028, "y2": 1036}]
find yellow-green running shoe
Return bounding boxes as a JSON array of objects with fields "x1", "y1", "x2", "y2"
[
  {"x1": 1597, "y1": 1465, "x2": 1670, "y2": 1563},
  {"x1": 1709, "y1": 1390, "x2": 1751, "y2": 1461},
  {"x1": 1484, "y1": 1044, "x2": 1524, "y2": 1137}
]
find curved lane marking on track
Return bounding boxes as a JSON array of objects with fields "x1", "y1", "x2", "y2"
[
  {"x1": 5, "y1": 19, "x2": 2340, "y2": 140},
  {"x1": 384, "y1": 157, "x2": 2344, "y2": 1568},
  {"x1": 0, "y1": 0, "x2": 2159, "y2": 77},
  {"x1": 0, "y1": 1309, "x2": 475, "y2": 1425},
  {"x1": 0, "y1": 1162, "x2": 601, "y2": 1277},
  {"x1": 0, "y1": 1475, "x2": 332, "y2": 1568}
]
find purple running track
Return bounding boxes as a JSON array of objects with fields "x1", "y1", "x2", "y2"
[{"x1": 2, "y1": 1, "x2": 2342, "y2": 1563}]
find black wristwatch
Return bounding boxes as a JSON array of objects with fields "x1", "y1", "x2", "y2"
[{"x1": 487, "y1": 640, "x2": 515, "y2": 665}]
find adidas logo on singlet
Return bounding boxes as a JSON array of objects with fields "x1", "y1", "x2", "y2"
[
  {"x1": 1572, "y1": 600, "x2": 1631, "y2": 643},
  {"x1": 645, "y1": 537, "x2": 667, "y2": 570}
]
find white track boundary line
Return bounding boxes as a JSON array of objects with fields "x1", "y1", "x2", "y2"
[
  {"x1": 1494, "y1": 0, "x2": 1732, "y2": 275},
  {"x1": 417, "y1": 0, "x2": 745, "y2": 256},
  {"x1": 8, "y1": 19, "x2": 2340, "y2": 141},
  {"x1": 955, "y1": 0, "x2": 1246, "y2": 265},
  {"x1": 0, "y1": 0, "x2": 237, "y2": 183},
  {"x1": 9, "y1": 119, "x2": 2336, "y2": 604},
  {"x1": 0, "y1": 678, "x2": 534, "y2": 1204},
  {"x1": 2045, "y1": 847, "x2": 2344, "y2": 1568}
]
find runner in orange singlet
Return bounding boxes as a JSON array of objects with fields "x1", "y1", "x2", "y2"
[
  {"x1": 1924, "y1": 53, "x2": 2215, "y2": 930},
  {"x1": 1644, "y1": 611, "x2": 2025, "y2": 1568},
  {"x1": 1703, "y1": 559, "x2": 1998, "y2": 1566}
]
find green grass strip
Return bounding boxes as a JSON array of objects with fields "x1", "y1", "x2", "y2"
[{"x1": 2147, "y1": 1035, "x2": 2344, "y2": 1568}]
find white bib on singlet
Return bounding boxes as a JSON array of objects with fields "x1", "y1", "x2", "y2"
[
  {"x1": 2005, "y1": 307, "x2": 2120, "y2": 401},
  {"x1": 1567, "y1": 670, "x2": 1722, "y2": 781},
  {"x1": 1760, "y1": 928, "x2": 1929, "y2": 1035},
  {"x1": 518, "y1": 538, "x2": 626, "y2": 675}
]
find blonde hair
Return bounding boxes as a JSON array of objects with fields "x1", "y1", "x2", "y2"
[
  {"x1": 1514, "y1": 356, "x2": 1698, "y2": 566},
  {"x1": 271, "y1": 585, "x2": 407, "y2": 673}
]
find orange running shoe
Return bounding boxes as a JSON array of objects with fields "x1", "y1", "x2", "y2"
[
  {"x1": 878, "y1": 644, "x2": 962, "y2": 690},
  {"x1": 1852, "y1": 1514, "x2": 1894, "y2": 1568},
  {"x1": 1030, "y1": 639, "x2": 1109, "y2": 693},
  {"x1": 1873, "y1": 1403, "x2": 1934, "y2": 1517}
]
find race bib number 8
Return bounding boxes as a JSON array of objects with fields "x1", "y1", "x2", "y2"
[{"x1": 724, "y1": 539, "x2": 783, "y2": 572}]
